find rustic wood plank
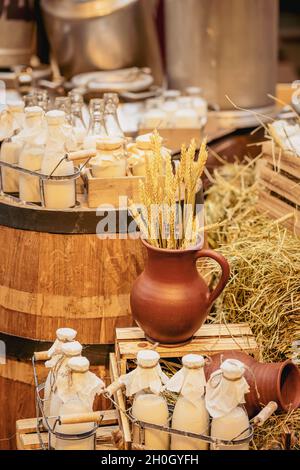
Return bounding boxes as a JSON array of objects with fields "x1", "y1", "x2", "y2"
[
  {"x1": 138, "y1": 128, "x2": 202, "y2": 153},
  {"x1": 87, "y1": 170, "x2": 142, "y2": 208},
  {"x1": 259, "y1": 162, "x2": 300, "y2": 206},
  {"x1": 17, "y1": 425, "x2": 119, "y2": 450},
  {"x1": 263, "y1": 153, "x2": 300, "y2": 180},
  {"x1": 19, "y1": 431, "x2": 48, "y2": 450},
  {"x1": 109, "y1": 353, "x2": 132, "y2": 449},
  {"x1": 258, "y1": 190, "x2": 300, "y2": 236},
  {"x1": 116, "y1": 323, "x2": 254, "y2": 341},
  {"x1": 118, "y1": 337, "x2": 258, "y2": 358},
  {"x1": 262, "y1": 142, "x2": 300, "y2": 179}
]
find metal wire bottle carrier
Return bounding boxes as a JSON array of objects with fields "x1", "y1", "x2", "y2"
[
  {"x1": 32, "y1": 353, "x2": 103, "y2": 450},
  {"x1": 0, "y1": 149, "x2": 96, "y2": 207},
  {"x1": 104, "y1": 392, "x2": 278, "y2": 450}
]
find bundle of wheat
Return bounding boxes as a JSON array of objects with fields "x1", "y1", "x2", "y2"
[{"x1": 130, "y1": 130, "x2": 208, "y2": 249}]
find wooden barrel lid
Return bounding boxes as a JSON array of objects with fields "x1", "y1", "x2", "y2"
[{"x1": 0, "y1": 196, "x2": 136, "y2": 235}]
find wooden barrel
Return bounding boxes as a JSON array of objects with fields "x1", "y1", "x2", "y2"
[
  {"x1": 0, "y1": 198, "x2": 145, "y2": 449},
  {"x1": 0, "y1": 199, "x2": 145, "y2": 344}
]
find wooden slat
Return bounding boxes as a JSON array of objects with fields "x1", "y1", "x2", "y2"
[
  {"x1": 118, "y1": 337, "x2": 258, "y2": 358},
  {"x1": 109, "y1": 353, "x2": 132, "y2": 449},
  {"x1": 116, "y1": 323, "x2": 254, "y2": 341},
  {"x1": 17, "y1": 423, "x2": 119, "y2": 450},
  {"x1": 87, "y1": 170, "x2": 142, "y2": 208},
  {"x1": 262, "y1": 142, "x2": 300, "y2": 179},
  {"x1": 20, "y1": 431, "x2": 47, "y2": 450},
  {"x1": 263, "y1": 153, "x2": 300, "y2": 180},
  {"x1": 259, "y1": 162, "x2": 300, "y2": 206},
  {"x1": 258, "y1": 190, "x2": 300, "y2": 236}
]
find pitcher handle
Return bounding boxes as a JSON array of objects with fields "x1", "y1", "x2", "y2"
[{"x1": 195, "y1": 249, "x2": 230, "y2": 304}]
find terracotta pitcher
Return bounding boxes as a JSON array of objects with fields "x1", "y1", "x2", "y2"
[
  {"x1": 130, "y1": 240, "x2": 230, "y2": 346},
  {"x1": 205, "y1": 351, "x2": 300, "y2": 417}
]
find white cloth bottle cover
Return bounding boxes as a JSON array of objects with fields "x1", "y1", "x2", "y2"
[
  {"x1": 205, "y1": 359, "x2": 250, "y2": 419},
  {"x1": 120, "y1": 350, "x2": 169, "y2": 397},
  {"x1": 52, "y1": 341, "x2": 83, "y2": 383},
  {"x1": 45, "y1": 328, "x2": 77, "y2": 368},
  {"x1": 164, "y1": 354, "x2": 206, "y2": 404},
  {"x1": 56, "y1": 356, "x2": 105, "y2": 407}
]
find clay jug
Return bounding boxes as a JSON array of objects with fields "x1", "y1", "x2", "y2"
[
  {"x1": 205, "y1": 351, "x2": 300, "y2": 417},
  {"x1": 130, "y1": 240, "x2": 230, "y2": 345}
]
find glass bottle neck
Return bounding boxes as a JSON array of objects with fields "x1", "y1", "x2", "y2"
[
  {"x1": 88, "y1": 112, "x2": 106, "y2": 137},
  {"x1": 104, "y1": 111, "x2": 124, "y2": 138},
  {"x1": 71, "y1": 104, "x2": 86, "y2": 129}
]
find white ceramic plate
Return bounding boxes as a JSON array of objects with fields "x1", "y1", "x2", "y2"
[{"x1": 71, "y1": 67, "x2": 154, "y2": 93}]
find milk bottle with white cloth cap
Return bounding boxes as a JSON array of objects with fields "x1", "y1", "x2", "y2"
[
  {"x1": 206, "y1": 358, "x2": 250, "y2": 450},
  {"x1": 165, "y1": 354, "x2": 209, "y2": 450},
  {"x1": 106, "y1": 350, "x2": 170, "y2": 449},
  {"x1": 48, "y1": 341, "x2": 83, "y2": 421},
  {"x1": 55, "y1": 356, "x2": 105, "y2": 450},
  {"x1": 43, "y1": 328, "x2": 77, "y2": 422}
]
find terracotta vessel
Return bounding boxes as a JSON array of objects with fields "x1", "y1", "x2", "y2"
[
  {"x1": 130, "y1": 240, "x2": 230, "y2": 345},
  {"x1": 205, "y1": 351, "x2": 300, "y2": 417}
]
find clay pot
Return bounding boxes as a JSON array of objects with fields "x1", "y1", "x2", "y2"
[
  {"x1": 205, "y1": 351, "x2": 300, "y2": 417},
  {"x1": 130, "y1": 240, "x2": 230, "y2": 345}
]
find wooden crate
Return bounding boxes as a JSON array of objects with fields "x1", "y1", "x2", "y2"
[
  {"x1": 111, "y1": 325, "x2": 258, "y2": 450},
  {"x1": 257, "y1": 141, "x2": 300, "y2": 236},
  {"x1": 16, "y1": 410, "x2": 119, "y2": 450},
  {"x1": 86, "y1": 169, "x2": 142, "y2": 208},
  {"x1": 114, "y1": 323, "x2": 259, "y2": 376},
  {"x1": 138, "y1": 128, "x2": 202, "y2": 153}
]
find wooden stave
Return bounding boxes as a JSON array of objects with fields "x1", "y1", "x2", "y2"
[{"x1": 0, "y1": 224, "x2": 145, "y2": 344}]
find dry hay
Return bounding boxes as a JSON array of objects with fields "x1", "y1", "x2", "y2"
[{"x1": 201, "y1": 158, "x2": 300, "y2": 449}]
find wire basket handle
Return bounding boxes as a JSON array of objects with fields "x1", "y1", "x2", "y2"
[{"x1": 49, "y1": 149, "x2": 97, "y2": 178}]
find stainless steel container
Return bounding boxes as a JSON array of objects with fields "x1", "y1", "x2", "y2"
[
  {"x1": 41, "y1": 0, "x2": 163, "y2": 82},
  {"x1": 165, "y1": 0, "x2": 278, "y2": 111},
  {"x1": 0, "y1": 1, "x2": 36, "y2": 67}
]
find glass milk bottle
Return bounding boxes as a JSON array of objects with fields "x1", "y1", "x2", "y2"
[
  {"x1": 0, "y1": 105, "x2": 14, "y2": 141},
  {"x1": 54, "y1": 97, "x2": 78, "y2": 152},
  {"x1": 103, "y1": 93, "x2": 124, "y2": 139},
  {"x1": 83, "y1": 98, "x2": 107, "y2": 149},
  {"x1": 54, "y1": 97, "x2": 72, "y2": 125},
  {"x1": 0, "y1": 101, "x2": 26, "y2": 193},
  {"x1": 165, "y1": 354, "x2": 209, "y2": 450},
  {"x1": 162, "y1": 90, "x2": 180, "y2": 128},
  {"x1": 48, "y1": 341, "x2": 83, "y2": 421},
  {"x1": 41, "y1": 110, "x2": 76, "y2": 209},
  {"x1": 174, "y1": 97, "x2": 199, "y2": 128},
  {"x1": 19, "y1": 106, "x2": 46, "y2": 203},
  {"x1": 55, "y1": 356, "x2": 105, "y2": 450},
  {"x1": 206, "y1": 359, "x2": 250, "y2": 450},
  {"x1": 142, "y1": 98, "x2": 167, "y2": 130},
  {"x1": 43, "y1": 328, "x2": 77, "y2": 422},
  {"x1": 185, "y1": 87, "x2": 208, "y2": 128},
  {"x1": 69, "y1": 91, "x2": 87, "y2": 149},
  {"x1": 128, "y1": 132, "x2": 168, "y2": 177},
  {"x1": 90, "y1": 138, "x2": 126, "y2": 178},
  {"x1": 8, "y1": 101, "x2": 25, "y2": 132},
  {"x1": 36, "y1": 89, "x2": 50, "y2": 112},
  {"x1": 1, "y1": 136, "x2": 23, "y2": 193},
  {"x1": 106, "y1": 350, "x2": 170, "y2": 450}
]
